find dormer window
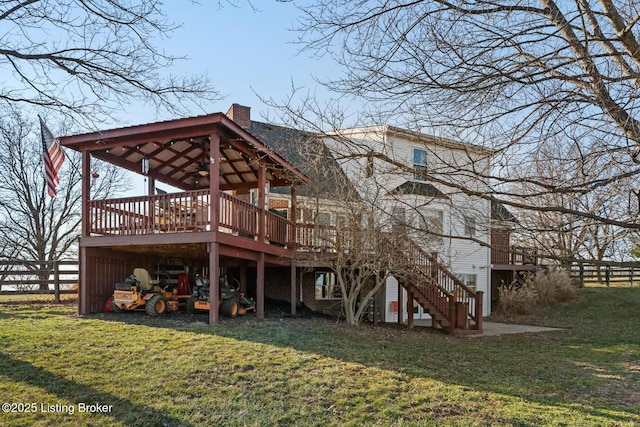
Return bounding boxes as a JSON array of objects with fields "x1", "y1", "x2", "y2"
[{"x1": 413, "y1": 148, "x2": 427, "y2": 180}]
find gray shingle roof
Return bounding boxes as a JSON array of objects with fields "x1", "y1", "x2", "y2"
[
  {"x1": 491, "y1": 201, "x2": 517, "y2": 222},
  {"x1": 245, "y1": 121, "x2": 358, "y2": 200},
  {"x1": 387, "y1": 181, "x2": 448, "y2": 198}
]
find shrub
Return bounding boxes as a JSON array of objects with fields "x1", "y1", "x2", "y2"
[
  {"x1": 496, "y1": 281, "x2": 538, "y2": 316},
  {"x1": 526, "y1": 268, "x2": 576, "y2": 306}
]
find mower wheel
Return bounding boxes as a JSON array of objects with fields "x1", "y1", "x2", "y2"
[
  {"x1": 186, "y1": 296, "x2": 197, "y2": 314},
  {"x1": 220, "y1": 297, "x2": 240, "y2": 318},
  {"x1": 145, "y1": 294, "x2": 167, "y2": 316},
  {"x1": 111, "y1": 299, "x2": 122, "y2": 313}
]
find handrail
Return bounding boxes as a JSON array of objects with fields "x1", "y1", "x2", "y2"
[
  {"x1": 491, "y1": 244, "x2": 538, "y2": 265},
  {"x1": 88, "y1": 190, "x2": 294, "y2": 248},
  {"x1": 394, "y1": 236, "x2": 481, "y2": 331}
]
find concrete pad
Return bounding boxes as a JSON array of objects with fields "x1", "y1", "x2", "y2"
[{"x1": 468, "y1": 321, "x2": 562, "y2": 337}]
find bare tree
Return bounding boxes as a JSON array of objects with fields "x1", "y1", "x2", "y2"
[
  {"x1": 299, "y1": 203, "x2": 396, "y2": 326},
  {"x1": 513, "y1": 137, "x2": 637, "y2": 267},
  {"x1": 0, "y1": 109, "x2": 128, "y2": 289},
  {"x1": 0, "y1": 0, "x2": 219, "y2": 123},
  {"x1": 285, "y1": 0, "x2": 640, "y2": 237}
]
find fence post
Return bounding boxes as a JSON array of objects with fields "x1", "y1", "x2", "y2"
[
  {"x1": 579, "y1": 263, "x2": 584, "y2": 288},
  {"x1": 53, "y1": 260, "x2": 60, "y2": 304},
  {"x1": 630, "y1": 267, "x2": 634, "y2": 287}
]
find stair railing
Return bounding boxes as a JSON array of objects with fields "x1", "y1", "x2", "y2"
[{"x1": 396, "y1": 237, "x2": 483, "y2": 331}]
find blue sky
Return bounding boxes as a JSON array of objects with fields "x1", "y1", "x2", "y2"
[
  {"x1": 118, "y1": 1, "x2": 338, "y2": 126},
  {"x1": 117, "y1": 1, "x2": 342, "y2": 193}
]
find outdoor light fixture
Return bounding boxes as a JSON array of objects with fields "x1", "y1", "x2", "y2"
[
  {"x1": 196, "y1": 146, "x2": 209, "y2": 176},
  {"x1": 197, "y1": 165, "x2": 209, "y2": 177}
]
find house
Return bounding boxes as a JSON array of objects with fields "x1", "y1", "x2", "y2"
[
  {"x1": 235, "y1": 104, "x2": 538, "y2": 329},
  {"x1": 59, "y1": 104, "x2": 537, "y2": 334}
]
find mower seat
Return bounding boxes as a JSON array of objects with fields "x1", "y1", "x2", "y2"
[{"x1": 133, "y1": 268, "x2": 159, "y2": 291}]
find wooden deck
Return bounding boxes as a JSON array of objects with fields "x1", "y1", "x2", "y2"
[
  {"x1": 491, "y1": 244, "x2": 538, "y2": 270},
  {"x1": 89, "y1": 189, "x2": 293, "y2": 247}
]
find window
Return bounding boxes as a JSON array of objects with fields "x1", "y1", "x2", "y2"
[
  {"x1": 413, "y1": 148, "x2": 427, "y2": 180},
  {"x1": 421, "y1": 209, "x2": 443, "y2": 235},
  {"x1": 464, "y1": 216, "x2": 476, "y2": 237},
  {"x1": 456, "y1": 274, "x2": 477, "y2": 291},
  {"x1": 412, "y1": 209, "x2": 443, "y2": 246},
  {"x1": 315, "y1": 272, "x2": 340, "y2": 300}
]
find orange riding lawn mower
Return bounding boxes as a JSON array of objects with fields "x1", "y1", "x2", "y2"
[
  {"x1": 187, "y1": 275, "x2": 256, "y2": 318},
  {"x1": 109, "y1": 268, "x2": 191, "y2": 316},
  {"x1": 109, "y1": 268, "x2": 255, "y2": 318}
]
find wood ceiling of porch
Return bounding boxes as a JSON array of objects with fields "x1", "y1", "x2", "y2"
[{"x1": 59, "y1": 113, "x2": 308, "y2": 192}]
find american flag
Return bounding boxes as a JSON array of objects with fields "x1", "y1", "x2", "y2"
[{"x1": 39, "y1": 116, "x2": 65, "y2": 198}]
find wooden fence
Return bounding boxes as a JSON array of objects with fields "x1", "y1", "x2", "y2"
[
  {"x1": 0, "y1": 260, "x2": 78, "y2": 303},
  {"x1": 569, "y1": 262, "x2": 640, "y2": 287}
]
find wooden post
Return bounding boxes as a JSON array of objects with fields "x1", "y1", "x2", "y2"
[
  {"x1": 290, "y1": 184, "x2": 297, "y2": 316},
  {"x1": 448, "y1": 292, "x2": 457, "y2": 334},
  {"x1": 53, "y1": 260, "x2": 60, "y2": 304},
  {"x1": 209, "y1": 242, "x2": 219, "y2": 325},
  {"x1": 397, "y1": 280, "x2": 404, "y2": 324},
  {"x1": 407, "y1": 289, "x2": 414, "y2": 330},
  {"x1": 257, "y1": 252, "x2": 265, "y2": 318},
  {"x1": 147, "y1": 175, "x2": 155, "y2": 197},
  {"x1": 290, "y1": 262, "x2": 297, "y2": 315},
  {"x1": 240, "y1": 264, "x2": 247, "y2": 294},
  {"x1": 209, "y1": 133, "x2": 220, "y2": 233},
  {"x1": 290, "y1": 185, "x2": 297, "y2": 248},
  {"x1": 475, "y1": 290, "x2": 484, "y2": 332},
  {"x1": 631, "y1": 267, "x2": 634, "y2": 287},
  {"x1": 79, "y1": 247, "x2": 89, "y2": 315},
  {"x1": 258, "y1": 165, "x2": 266, "y2": 242},
  {"x1": 579, "y1": 262, "x2": 585, "y2": 288},
  {"x1": 81, "y1": 152, "x2": 91, "y2": 237}
]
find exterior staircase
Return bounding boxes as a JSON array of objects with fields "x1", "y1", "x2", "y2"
[{"x1": 390, "y1": 237, "x2": 483, "y2": 334}]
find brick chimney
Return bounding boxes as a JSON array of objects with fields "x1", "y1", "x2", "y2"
[{"x1": 226, "y1": 103, "x2": 251, "y2": 128}]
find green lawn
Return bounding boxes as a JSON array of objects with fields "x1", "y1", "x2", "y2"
[{"x1": 0, "y1": 289, "x2": 638, "y2": 426}]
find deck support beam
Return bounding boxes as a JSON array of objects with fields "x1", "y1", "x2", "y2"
[
  {"x1": 209, "y1": 133, "x2": 220, "y2": 232},
  {"x1": 397, "y1": 280, "x2": 404, "y2": 325},
  {"x1": 258, "y1": 165, "x2": 266, "y2": 242},
  {"x1": 209, "y1": 242, "x2": 220, "y2": 325},
  {"x1": 240, "y1": 264, "x2": 247, "y2": 294},
  {"x1": 257, "y1": 252, "x2": 265, "y2": 318},
  {"x1": 79, "y1": 152, "x2": 90, "y2": 315},
  {"x1": 290, "y1": 262, "x2": 296, "y2": 315},
  {"x1": 290, "y1": 185, "x2": 297, "y2": 248},
  {"x1": 79, "y1": 247, "x2": 89, "y2": 315},
  {"x1": 81, "y1": 152, "x2": 90, "y2": 237},
  {"x1": 147, "y1": 175, "x2": 155, "y2": 196},
  {"x1": 407, "y1": 289, "x2": 414, "y2": 330}
]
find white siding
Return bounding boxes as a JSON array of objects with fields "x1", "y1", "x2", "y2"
[{"x1": 325, "y1": 126, "x2": 494, "y2": 320}]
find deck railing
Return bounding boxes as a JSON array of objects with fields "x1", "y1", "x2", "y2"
[
  {"x1": 491, "y1": 245, "x2": 538, "y2": 265},
  {"x1": 295, "y1": 224, "x2": 337, "y2": 251},
  {"x1": 292, "y1": 225, "x2": 482, "y2": 332},
  {"x1": 89, "y1": 190, "x2": 293, "y2": 246}
]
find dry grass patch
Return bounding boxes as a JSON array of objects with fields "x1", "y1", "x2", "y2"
[{"x1": 497, "y1": 268, "x2": 577, "y2": 317}]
